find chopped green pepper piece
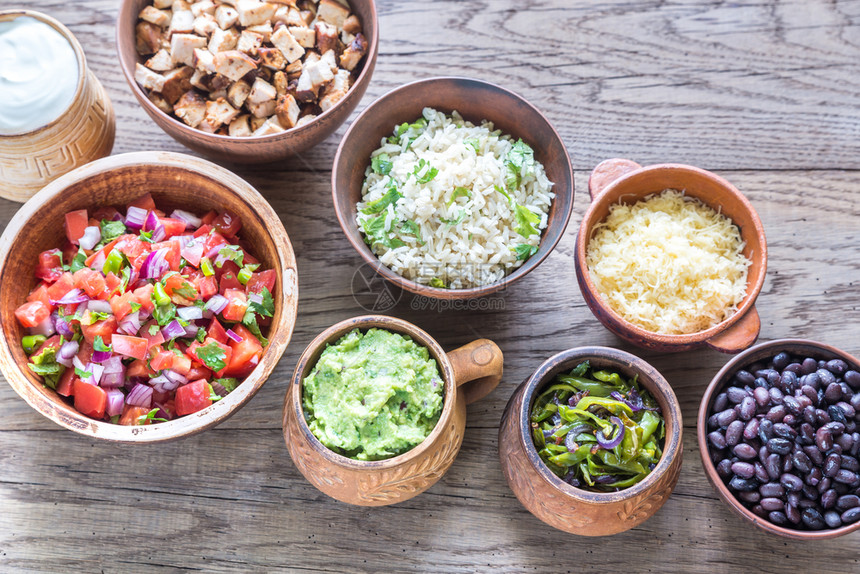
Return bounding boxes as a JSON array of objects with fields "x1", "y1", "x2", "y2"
[{"x1": 22, "y1": 335, "x2": 46, "y2": 354}]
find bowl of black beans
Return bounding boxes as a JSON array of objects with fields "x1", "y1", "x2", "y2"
[{"x1": 698, "y1": 339, "x2": 860, "y2": 539}]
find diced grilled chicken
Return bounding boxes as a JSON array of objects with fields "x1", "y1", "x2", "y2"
[
  {"x1": 294, "y1": 66, "x2": 317, "y2": 102},
  {"x1": 275, "y1": 93, "x2": 300, "y2": 128},
  {"x1": 135, "y1": 63, "x2": 167, "y2": 91},
  {"x1": 270, "y1": 26, "x2": 304, "y2": 63},
  {"x1": 228, "y1": 114, "x2": 252, "y2": 137},
  {"x1": 147, "y1": 91, "x2": 173, "y2": 114},
  {"x1": 247, "y1": 98, "x2": 277, "y2": 118},
  {"x1": 342, "y1": 14, "x2": 361, "y2": 35},
  {"x1": 212, "y1": 50, "x2": 257, "y2": 81},
  {"x1": 209, "y1": 73, "x2": 232, "y2": 92},
  {"x1": 319, "y1": 49, "x2": 337, "y2": 73},
  {"x1": 190, "y1": 0, "x2": 217, "y2": 17},
  {"x1": 339, "y1": 32, "x2": 366, "y2": 71},
  {"x1": 299, "y1": 9, "x2": 315, "y2": 26},
  {"x1": 193, "y1": 13, "x2": 218, "y2": 36},
  {"x1": 171, "y1": 33, "x2": 207, "y2": 66},
  {"x1": 258, "y1": 47, "x2": 286, "y2": 70},
  {"x1": 305, "y1": 58, "x2": 334, "y2": 88},
  {"x1": 295, "y1": 113, "x2": 317, "y2": 127},
  {"x1": 154, "y1": 0, "x2": 174, "y2": 9},
  {"x1": 173, "y1": 90, "x2": 207, "y2": 127},
  {"x1": 237, "y1": 0, "x2": 276, "y2": 27},
  {"x1": 284, "y1": 59, "x2": 302, "y2": 80},
  {"x1": 249, "y1": 115, "x2": 267, "y2": 131},
  {"x1": 272, "y1": 70, "x2": 289, "y2": 95},
  {"x1": 227, "y1": 80, "x2": 253, "y2": 108},
  {"x1": 145, "y1": 49, "x2": 174, "y2": 72},
  {"x1": 287, "y1": 25, "x2": 315, "y2": 48},
  {"x1": 168, "y1": 10, "x2": 195, "y2": 35},
  {"x1": 215, "y1": 5, "x2": 239, "y2": 29},
  {"x1": 284, "y1": 7, "x2": 306, "y2": 27},
  {"x1": 316, "y1": 0, "x2": 350, "y2": 30},
  {"x1": 139, "y1": 6, "x2": 171, "y2": 28},
  {"x1": 193, "y1": 47, "x2": 216, "y2": 73},
  {"x1": 161, "y1": 66, "x2": 195, "y2": 104},
  {"x1": 237, "y1": 30, "x2": 264, "y2": 55},
  {"x1": 314, "y1": 22, "x2": 339, "y2": 55},
  {"x1": 204, "y1": 97, "x2": 240, "y2": 128},
  {"x1": 189, "y1": 68, "x2": 209, "y2": 90},
  {"x1": 247, "y1": 77, "x2": 277, "y2": 105},
  {"x1": 252, "y1": 116, "x2": 286, "y2": 136},
  {"x1": 136, "y1": 21, "x2": 163, "y2": 55},
  {"x1": 208, "y1": 26, "x2": 239, "y2": 52}
]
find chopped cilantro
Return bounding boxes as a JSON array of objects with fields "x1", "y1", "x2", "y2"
[
  {"x1": 28, "y1": 346, "x2": 62, "y2": 389},
  {"x1": 137, "y1": 408, "x2": 167, "y2": 425},
  {"x1": 248, "y1": 287, "x2": 275, "y2": 318},
  {"x1": 440, "y1": 209, "x2": 468, "y2": 226},
  {"x1": 512, "y1": 243, "x2": 539, "y2": 261},
  {"x1": 148, "y1": 324, "x2": 160, "y2": 336},
  {"x1": 93, "y1": 336, "x2": 112, "y2": 353},
  {"x1": 361, "y1": 214, "x2": 405, "y2": 249},
  {"x1": 361, "y1": 180, "x2": 402, "y2": 215},
  {"x1": 130, "y1": 301, "x2": 142, "y2": 313},
  {"x1": 429, "y1": 277, "x2": 446, "y2": 289},
  {"x1": 207, "y1": 383, "x2": 222, "y2": 402},
  {"x1": 494, "y1": 184, "x2": 512, "y2": 203},
  {"x1": 172, "y1": 280, "x2": 198, "y2": 301},
  {"x1": 241, "y1": 311, "x2": 269, "y2": 347},
  {"x1": 397, "y1": 220, "x2": 424, "y2": 245},
  {"x1": 216, "y1": 245, "x2": 244, "y2": 268},
  {"x1": 412, "y1": 159, "x2": 438, "y2": 184},
  {"x1": 514, "y1": 205, "x2": 541, "y2": 238},
  {"x1": 153, "y1": 303, "x2": 176, "y2": 326},
  {"x1": 195, "y1": 327, "x2": 206, "y2": 343},
  {"x1": 464, "y1": 138, "x2": 481, "y2": 153},
  {"x1": 196, "y1": 341, "x2": 227, "y2": 372},
  {"x1": 371, "y1": 153, "x2": 393, "y2": 175},
  {"x1": 446, "y1": 187, "x2": 471, "y2": 207},
  {"x1": 67, "y1": 247, "x2": 88, "y2": 272},
  {"x1": 74, "y1": 366, "x2": 92, "y2": 378},
  {"x1": 212, "y1": 378, "x2": 239, "y2": 393},
  {"x1": 504, "y1": 139, "x2": 535, "y2": 190},
  {"x1": 139, "y1": 230, "x2": 154, "y2": 243},
  {"x1": 99, "y1": 219, "x2": 127, "y2": 244}
]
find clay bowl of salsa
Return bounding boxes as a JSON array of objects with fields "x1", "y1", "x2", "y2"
[
  {"x1": 0, "y1": 151, "x2": 298, "y2": 442},
  {"x1": 282, "y1": 314, "x2": 503, "y2": 506}
]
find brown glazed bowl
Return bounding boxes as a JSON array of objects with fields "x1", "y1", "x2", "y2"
[
  {"x1": 332, "y1": 77, "x2": 574, "y2": 300},
  {"x1": 575, "y1": 158, "x2": 767, "y2": 353},
  {"x1": 499, "y1": 346, "x2": 683, "y2": 535},
  {"x1": 283, "y1": 315, "x2": 504, "y2": 505},
  {"x1": 116, "y1": 0, "x2": 378, "y2": 164},
  {"x1": 698, "y1": 339, "x2": 860, "y2": 540},
  {"x1": 0, "y1": 152, "x2": 298, "y2": 442}
]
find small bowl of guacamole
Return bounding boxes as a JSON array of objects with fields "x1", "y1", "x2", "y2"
[{"x1": 283, "y1": 315, "x2": 503, "y2": 506}]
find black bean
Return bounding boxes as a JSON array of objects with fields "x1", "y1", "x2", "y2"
[
  {"x1": 826, "y1": 359, "x2": 848, "y2": 376},
  {"x1": 769, "y1": 387, "x2": 784, "y2": 404},
  {"x1": 840, "y1": 382, "x2": 852, "y2": 398},
  {"x1": 798, "y1": 497, "x2": 818, "y2": 509},
  {"x1": 787, "y1": 492, "x2": 801, "y2": 508},
  {"x1": 851, "y1": 433, "x2": 860, "y2": 458},
  {"x1": 713, "y1": 392, "x2": 728, "y2": 412},
  {"x1": 707, "y1": 413, "x2": 720, "y2": 430},
  {"x1": 842, "y1": 455, "x2": 860, "y2": 472},
  {"x1": 736, "y1": 369, "x2": 756, "y2": 385},
  {"x1": 783, "y1": 414, "x2": 798, "y2": 426},
  {"x1": 824, "y1": 510, "x2": 843, "y2": 528},
  {"x1": 836, "y1": 401, "x2": 856, "y2": 419},
  {"x1": 760, "y1": 497, "x2": 784, "y2": 511},
  {"x1": 825, "y1": 382, "x2": 844, "y2": 403},
  {"x1": 773, "y1": 352, "x2": 791, "y2": 371},
  {"x1": 834, "y1": 469, "x2": 860, "y2": 485},
  {"x1": 754, "y1": 377, "x2": 769, "y2": 390},
  {"x1": 725, "y1": 420, "x2": 744, "y2": 447},
  {"x1": 785, "y1": 362, "x2": 802, "y2": 375},
  {"x1": 754, "y1": 462, "x2": 770, "y2": 483},
  {"x1": 766, "y1": 405, "x2": 787, "y2": 422},
  {"x1": 829, "y1": 405, "x2": 848, "y2": 424},
  {"x1": 801, "y1": 508, "x2": 827, "y2": 530},
  {"x1": 786, "y1": 503, "x2": 802, "y2": 524},
  {"x1": 836, "y1": 494, "x2": 860, "y2": 511},
  {"x1": 768, "y1": 438, "x2": 792, "y2": 455},
  {"x1": 795, "y1": 394, "x2": 812, "y2": 411},
  {"x1": 766, "y1": 370, "x2": 781, "y2": 386},
  {"x1": 806, "y1": 467, "x2": 822, "y2": 486},
  {"x1": 732, "y1": 461, "x2": 756, "y2": 479},
  {"x1": 799, "y1": 422, "x2": 815, "y2": 445},
  {"x1": 753, "y1": 387, "x2": 770, "y2": 408},
  {"x1": 850, "y1": 394, "x2": 860, "y2": 412},
  {"x1": 773, "y1": 423, "x2": 797, "y2": 441},
  {"x1": 792, "y1": 451, "x2": 812, "y2": 474},
  {"x1": 759, "y1": 445, "x2": 769, "y2": 463},
  {"x1": 739, "y1": 396, "x2": 756, "y2": 421},
  {"x1": 752, "y1": 504, "x2": 767, "y2": 518},
  {"x1": 825, "y1": 453, "x2": 842, "y2": 478},
  {"x1": 716, "y1": 458, "x2": 733, "y2": 479},
  {"x1": 818, "y1": 369, "x2": 837, "y2": 387},
  {"x1": 781, "y1": 395, "x2": 801, "y2": 416},
  {"x1": 842, "y1": 507, "x2": 860, "y2": 524},
  {"x1": 836, "y1": 433, "x2": 856, "y2": 453},
  {"x1": 738, "y1": 491, "x2": 761, "y2": 503},
  {"x1": 768, "y1": 511, "x2": 788, "y2": 525},
  {"x1": 729, "y1": 476, "x2": 759, "y2": 491},
  {"x1": 708, "y1": 431, "x2": 727, "y2": 449},
  {"x1": 824, "y1": 421, "x2": 846, "y2": 436},
  {"x1": 806, "y1": 373, "x2": 822, "y2": 392},
  {"x1": 727, "y1": 386, "x2": 747, "y2": 404},
  {"x1": 845, "y1": 370, "x2": 860, "y2": 390},
  {"x1": 804, "y1": 445, "x2": 825, "y2": 465},
  {"x1": 759, "y1": 482, "x2": 785, "y2": 498},
  {"x1": 743, "y1": 418, "x2": 760, "y2": 441},
  {"x1": 816, "y1": 407, "x2": 830, "y2": 426},
  {"x1": 801, "y1": 358, "x2": 818, "y2": 375},
  {"x1": 733, "y1": 443, "x2": 757, "y2": 460},
  {"x1": 765, "y1": 454, "x2": 782, "y2": 480},
  {"x1": 780, "y1": 473, "x2": 804, "y2": 492},
  {"x1": 833, "y1": 482, "x2": 850, "y2": 495},
  {"x1": 817, "y1": 477, "x2": 832, "y2": 495},
  {"x1": 717, "y1": 408, "x2": 738, "y2": 427},
  {"x1": 816, "y1": 427, "x2": 834, "y2": 451},
  {"x1": 802, "y1": 484, "x2": 818, "y2": 501},
  {"x1": 782, "y1": 454, "x2": 794, "y2": 473},
  {"x1": 758, "y1": 419, "x2": 775, "y2": 442},
  {"x1": 800, "y1": 385, "x2": 818, "y2": 405}
]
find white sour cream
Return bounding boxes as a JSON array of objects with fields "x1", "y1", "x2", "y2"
[{"x1": 0, "y1": 16, "x2": 80, "y2": 135}]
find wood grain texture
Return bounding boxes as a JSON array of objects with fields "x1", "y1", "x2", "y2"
[{"x1": 2, "y1": 0, "x2": 860, "y2": 572}]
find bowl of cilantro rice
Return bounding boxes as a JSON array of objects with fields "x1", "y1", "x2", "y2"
[{"x1": 332, "y1": 77, "x2": 574, "y2": 299}]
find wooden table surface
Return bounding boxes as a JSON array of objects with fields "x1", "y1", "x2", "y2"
[{"x1": 2, "y1": 0, "x2": 859, "y2": 572}]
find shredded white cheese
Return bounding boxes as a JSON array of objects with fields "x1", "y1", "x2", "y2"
[{"x1": 586, "y1": 189, "x2": 752, "y2": 335}]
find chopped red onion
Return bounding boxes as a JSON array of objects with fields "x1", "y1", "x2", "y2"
[
  {"x1": 150, "y1": 373, "x2": 179, "y2": 393},
  {"x1": 118, "y1": 311, "x2": 142, "y2": 335},
  {"x1": 51, "y1": 288, "x2": 89, "y2": 306},
  {"x1": 141, "y1": 249, "x2": 169, "y2": 279},
  {"x1": 181, "y1": 238, "x2": 204, "y2": 267},
  {"x1": 150, "y1": 223, "x2": 166, "y2": 243},
  {"x1": 72, "y1": 355, "x2": 87, "y2": 373},
  {"x1": 87, "y1": 250, "x2": 106, "y2": 272},
  {"x1": 56, "y1": 341, "x2": 79, "y2": 368},
  {"x1": 91, "y1": 350, "x2": 112, "y2": 363},
  {"x1": 184, "y1": 324, "x2": 201, "y2": 338},
  {"x1": 177, "y1": 306, "x2": 203, "y2": 322},
  {"x1": 78, "y1": 226, "x2": 101, "y2": 250},
  {"x1": 100, "y1": 356, "x2": 126, "y2": 387},
  {"x1": 248, "y1": 292, "x2": 263, "y2": 306},
  {"x1": 126, "y1": 383, "x2": 153, "y2": 408},
  {"x1": 170, "y1": 209, "x2": 202, "y2": 229},
  {"x1": 163, "y1": 369, "x2": 187, "y2": 385},
  {"x1": 161, "y1": 319, "x2": 186, "y2": 340},
  {"x1": 225, "y1": 328, "x2": 243, "y2": 343},
  {"x1": 204, "y1": 294, "x2": 228, "y2": 314},
  {"x1": 89, "y1": 363, "x2": 105, "y2": 385},
  {"x1": 595, "y1": 416, "x2": 626, "y2": 450},
  {"x1": 87, "y1": 299, "x2": 113, "y2": 315},
  {"x1": 105, "y1": 389, "x2": 125, "y2": 417},
  {"x1": 29, "y1": 316, "x2": 56, "y2": 338},
  {"x1": 143, "y1": 210, "x2": 160, "y2": 232},
  {"x1": 54, "y1": 314, "x2": 74, "y2": 338},
  {"x1": 125, "y1": 206, "x2": 148, "y2": 230},
  {"x1": 205, "y1": 242, "x2": 228, "y2": 260}
]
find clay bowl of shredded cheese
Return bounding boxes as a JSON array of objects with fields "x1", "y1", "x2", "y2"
[{"x1": 574, "y1": 159, "x2": 767, "y2": 354}]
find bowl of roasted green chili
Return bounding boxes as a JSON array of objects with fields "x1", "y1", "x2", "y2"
[{"x1": 498, "y1": 346, "x2": 684, "y2": 535}]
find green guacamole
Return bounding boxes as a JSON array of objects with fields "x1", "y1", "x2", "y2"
[{"x1": 302, "y1": 328, "x2": 445, "y2": 461}]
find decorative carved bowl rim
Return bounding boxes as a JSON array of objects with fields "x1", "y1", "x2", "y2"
[
  {"x1": 516, "y1": 346, "x2": 683, "y2": 504},
  {"x1": 0, "y1": 9, "x2": 86, "y2": 138},
  {"x1": 286, "y1": 315, "x2": 462, "y2": 471},
  {"x1": 698, "y1": 338, "x2": 860, "y2": 540}
]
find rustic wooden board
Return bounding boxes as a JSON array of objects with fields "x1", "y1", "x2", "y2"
[{"x1": 2, "y1": 0, "x2": 859, "y2": 572}]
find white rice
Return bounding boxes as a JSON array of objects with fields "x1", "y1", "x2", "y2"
[{"x1": 356, "y1": 108, "x2": 555, "y2": 289}]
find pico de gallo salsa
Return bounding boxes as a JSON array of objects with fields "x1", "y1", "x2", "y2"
[{"x1": 15, "y1": 193, "x2": 276, "y2": 426}]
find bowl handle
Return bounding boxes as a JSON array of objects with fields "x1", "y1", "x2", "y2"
[
  {"x1": 447, "y1": 339, "x2": 504, "y2": 405},
  {"x1": 588, "y1": 158, "x2": 642, "y2": 199},
  {"x1": 705, "y1": 307, "x2": 761, "y2": 354}
]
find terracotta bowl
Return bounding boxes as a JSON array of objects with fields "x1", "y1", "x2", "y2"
[
  {"x1": 574, "y1": 158, "x2": 767, "y2": 353},
  {"x1": 331, "y1": 76, "x2": 574, "y2": 300},
  {"x1": 0, "y1": 9, "x2": 115, "y2": 202},
  {"x1": 0, "y1": 152, "x2": 298, "y2": 442},
  {"x1": 698, "y1": 339, "x2": 860, "y2": 540},
  {"x1": 116, "y1": 0, "x2": 378, "y2": 164},
  {"x1": 283, "y1": 315, "x2": 504, "y2": 505},
  {"x1": 498, "y1": 346, "x2": 683, "y2": 535}
]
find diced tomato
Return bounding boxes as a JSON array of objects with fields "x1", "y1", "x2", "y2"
[
  {"x1": 62, "y1": 242, "x2": 79, "y2": 266},
  {"x1": 74, "y1": 379, "x2": 106, "y2": 419},
  {"x1": 212, "y1": 211, "x2": 242, "y2": 238},
  {"x1": 104, "y1": 272, "x2": 123, "y2": 297},
  {"x1": 164, "y1": 273, "x2": 198, "y2": 302},
  {"x1": 76, "y1": 340, "x2": 94, "y2": 365},
  {"x1": 112, "y1": 334, "x2": 148, "y2": 360},
  {"x1": 221, "y1": 289, "x2": 248, "y2": 322},
  {"x1": 132, "y1": 284, "x2": 155, "y2": 312},
  {"x1": 158, "y1": 217, "x2": 188, "y2": 238},
  {"x1": 35, "y1": 249, "x2": 64, "y2": 283},
  {"x1": 171, "y1": 354, "x2": 192, "y2": 376},
  {"x1": 127, "y1": 359, "x2": 156, "y2": 378},
  {"x1": 116, "y1": 235, "x2": 150, "y2": 266},
  {"x1": 32, "y1": 335, "x2": 63, "y2": 358},
  {"x1": 15, "y1": 300, "x2": 50, "y2": 328},
  {"x1": 81, "y1": 317, "x2": 118, "y2": 345},
  {"x1": 202, "y1": 231, "x2": 228, "y2": 255},
  {"x1": 201, "y1": 211, "x2": 218, "y2": 225},
  {"x1": 149, "y1": 349, "x2": 175, "y2": 372},
  {"x1": 246, "y1": 269, "x2": 276, "y2": 295},
  {"x1": 84, "y1": 236, "x2": 122, "y2": 269},
  {"x1": 188, "y1": 338, "x2": 232, "y2": 377},
  {"x1": 27, "y1": 283, "x2": 52, "y2": 308},
  {"x1": 64, "y1": 209, "x2": 89, "y2": 245},
  {"x1": 46, "y1": 272, "x2": 75, "y2": 301},
  {"x1": 129, "y1": 193, "x2": 156, "y2": 211},
  {"x1": 222, "y1": 324, "x2": 263, "y2": 378},
  {"x1": 193, "y1": 275, "x2": 218, "y2": 300},
  {"x1": 207, "y1": 318, "x2": 229, "y2": 345},
  {"x1": 73, "y1": 269, "x2": 107, "y2": 298},
  {"x1": 185, "y1": 363, "x2": 213, "y2": 381},
  {"x1": 92, "y1": 207, "x2": 122, "y2": 222},
  {"x1": 56, "y1": 367, "x2": 76, "y2": 397},
  {"x1": 192, "y1": 224, "x2": 212, "y2": 238},
  {"x1": 110, "y1": 291, "x2": 135, "y2": 320},
  {"x1": 119, "y1": 405, "x2": 152, "y2": 426},
  {"x1": 219, "y1": 271, "x2": 243, "y2": 295},
  {"x1": 175, "y1": 380, "x2": 213, "y2": 416},
  {"x1": 151, "y1": 241, "x2": 181, "y2": 271},
  {"x1": 140, "y1": 320, "x2": 165, "y2": 351}
]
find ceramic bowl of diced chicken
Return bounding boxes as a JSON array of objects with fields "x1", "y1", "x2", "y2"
[{"x1": 117, "y1": 0, "x2": 378, "y2": 164}]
